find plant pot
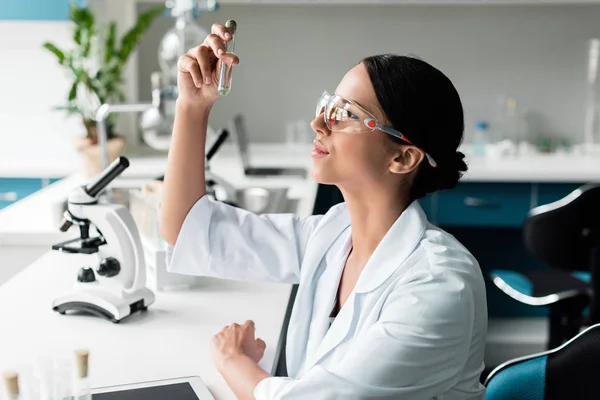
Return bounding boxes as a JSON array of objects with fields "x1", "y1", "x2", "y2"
[{"x1": 76, "y1": 136, "x2": 127, "y2": 178}]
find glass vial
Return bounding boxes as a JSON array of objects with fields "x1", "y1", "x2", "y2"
[
  {"x1": 218, "y1": 20, "x2": 237, "y2": 96},
  {"x1": 72, "y1": 350, "x2": 91, "y2": 400},
  {"x1": 3, "y1": 371, "x2": 20, "y2": 399}
]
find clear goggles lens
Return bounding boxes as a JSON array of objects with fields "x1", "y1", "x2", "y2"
[
  {"x1": 316, "y1": 92, "x2": 373, "y2": 133},
  {"x1": 315, "y1": 91, "x2": 438, "y2": 168}
]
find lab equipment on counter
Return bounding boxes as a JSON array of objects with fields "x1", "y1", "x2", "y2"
[
  {"x1": 487, "y1": 97, "x2": 533, "y2": 157},
  {"x1": 129, "y1": 182, "x2": 202, "y2": 292},
  {"x1": 158, "y1": 0, "x2": 217, "y2": 85},
  {"x1": 472, "y1": 121, "x2": 489, "y2": 157},
  {"x1": 132, "y1": 128, "x2": 232, "y2": 291},
  {"x1": 51, "y1": 157, "x2": 155, "y2": 323},
  {"x1": 73, "y1": 350, "x2": 91, "y2": 400},
  {"x1": 217, "y1": 19, "x2": 237, "y2": 96},
  {"x1": 97, "y1": 1, "x2": 219, "y2": 166},
  {"x1": 139, "y1": 0, "x2": 218, "y2": 151},
  {"x1": 90, "y1": 376, "x2": 214, "y2": 400},
  {"x1": 3, "y1": 371, "x2": 19, "y2": 399},
  {"x1": 230, "y1": 114, "x2": 308, "y2": 177},
  {"x1": 2, "y1": 349, "x2": 91, "y2": 400}
]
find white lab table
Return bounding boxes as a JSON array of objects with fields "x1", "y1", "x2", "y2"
[
  {"x1": 0, "y1": 251, "x2": 292, "y2": 400},
  {"x1": 0, "y1": 144, "x2": 312, "y2": 399}
]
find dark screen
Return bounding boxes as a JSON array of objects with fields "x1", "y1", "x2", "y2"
[{"x1": 93, "y1": 382, "x2": 200, "y2": 400}]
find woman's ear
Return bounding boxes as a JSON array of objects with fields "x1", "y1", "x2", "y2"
[{"x1": 389, "y1": 146, "x2": 425, "y2": 175}]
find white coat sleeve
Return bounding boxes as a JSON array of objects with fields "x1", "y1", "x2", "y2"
[
  {"x1": 166, "y1": 195, "x2": 323, "y2": 284},
  {"x1": 254, "y1": 270, "x2": 475, "y2": 399}
]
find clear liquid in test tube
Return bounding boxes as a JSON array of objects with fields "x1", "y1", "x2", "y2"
[{"x1": 218, "y1": 20, "x2": 237, "y2": 96}]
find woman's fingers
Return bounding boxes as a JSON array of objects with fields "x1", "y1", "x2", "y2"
[
  {"x1": 205, "y1": 33, "x2": 227, "y2": 58},
  {"x1": 255, "y1": 338, "x2": 266, "y2": 350},
  {"x1": 194, "y1": 45, "x2": 213, "y2": 85},
  {"x1": 178, "y1": 53, "x2": 202, "y2": 88},
  {"x1": 211, "y1": 23, "x2": 233, "y2": 42},
  {"x1": 221, "y1": 53, "x2": 239, "y2": 66}
]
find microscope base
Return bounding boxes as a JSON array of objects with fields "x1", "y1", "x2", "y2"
[{"x1": 52, "y1": 286, "x2": 155, "y2": 323}]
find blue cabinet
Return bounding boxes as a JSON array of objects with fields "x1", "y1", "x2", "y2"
[
  {"x1": 435, "y1": 183, "x2": 532, "y2": 227},
  {"x1": 0, "y1": 177, "x2": 63, "y2": 211},
  {"x1": 424, "y1": 182, "x2": 586, "y2": 228}
]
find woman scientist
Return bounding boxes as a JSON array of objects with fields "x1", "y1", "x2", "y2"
[{"x1": 160, "y1": 23, "x2": 487, "y2": 400}]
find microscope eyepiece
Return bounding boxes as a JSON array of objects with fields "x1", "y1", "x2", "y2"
[{"x1": 85, "y1": 157, "x2": 130, "y2": 198}]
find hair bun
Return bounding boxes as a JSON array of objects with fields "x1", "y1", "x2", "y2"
[
  {"x1": 451, "y1": 151, "x2": 468, "y2": 173},
  {"x1": 431, "y1": 151, "x2": 468, "y2": 192}
]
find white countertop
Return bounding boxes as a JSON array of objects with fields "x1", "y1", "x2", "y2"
[
  {"x1": 0, "y1": 251, "x2": 291, "y2": 400},
  {"x1": 0, "y1": 144, "x2": 318, "y2": 247},
  {"x1": 3, "y1": 143, "x2": 600, "y2": 183},
  {"x1": 463, "y1": 153, "x2": 600, "y2": 182}
]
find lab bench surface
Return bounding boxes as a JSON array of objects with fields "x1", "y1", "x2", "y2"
[
  {"x1": 0, "y1": 251, "x2": 292, "y2": 400},
  {"x1": 0, "y1": 144, "x2": 317, "y2": 246}
]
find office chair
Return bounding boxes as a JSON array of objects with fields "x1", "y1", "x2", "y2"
[
  {"x1": 485, "y1": 323, "x2": 600, "y2": 400},
  {"x1": 490, "y1": 184, "x2": 600, "y2": 349}
]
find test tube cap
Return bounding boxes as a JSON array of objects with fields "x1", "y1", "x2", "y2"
[
  {"x1": 3, "y1": 370, "x2": 19, "y2": 396},
  {"x1": 75, "y1": 349, "x2": 90, "y2": 378},
  {"x1": 225, "y1": 19, "x2": 237, "y2": 34}
]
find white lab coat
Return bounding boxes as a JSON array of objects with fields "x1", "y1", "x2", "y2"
[{"x1": 167, "y1": 195, "x2": 487, "y2": 399}]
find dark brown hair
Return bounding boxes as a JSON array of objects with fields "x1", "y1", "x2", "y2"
[{"x1": 362, "y1": 54, "x2": 468, "y2": 199}]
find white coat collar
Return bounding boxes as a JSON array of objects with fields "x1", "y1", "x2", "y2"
[
  {"x1": 309, "y1": 200, "x2": 428, "y2": 370},
  {"x1": 353, "y1": 199, "x2": 428, "y2": 293},
  {"x1": 287, "y1": 200, "x2": 429, "y2": 377}
]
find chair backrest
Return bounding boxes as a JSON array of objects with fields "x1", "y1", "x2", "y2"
[
  {"x1": 524, "y1": 184, "x2": 600, "y2": 272},
  {"x1": 485, "y1": 324, "x2": 600, "y2": 400}
]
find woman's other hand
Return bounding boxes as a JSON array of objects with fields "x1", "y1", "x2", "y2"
[
  {"x1": 177, "y1": 22, "x2": 240, "y2": 106},
  {"x1": 211, "y1": 320, "x2": 266, "y2": 372}
]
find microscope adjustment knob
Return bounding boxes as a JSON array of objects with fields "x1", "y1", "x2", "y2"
[
  {"x1": 97, "y1": 257, "x2": 121, "y2": 278},
  {"x1": 77, "y1": 266, "x2": 96, "y2": 283}
]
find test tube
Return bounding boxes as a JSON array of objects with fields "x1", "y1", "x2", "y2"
[
  {"x1": 3, "y1": 371, "x2": 20, "y2": 399},
  {"x1": 218, "y1": 20, "x2": 237, "y2": 96},
  {"x1": 73, "y1": 349, "x2": 91, "y2": 400}
]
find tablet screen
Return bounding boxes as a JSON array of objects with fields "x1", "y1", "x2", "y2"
[{"x1": 93, "y1": 382, "x2": 199, "y2": 400}]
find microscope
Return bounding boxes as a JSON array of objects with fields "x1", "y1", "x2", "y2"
[{"x1": 51, "y1": 157, "x2": 155, "y2": 323}]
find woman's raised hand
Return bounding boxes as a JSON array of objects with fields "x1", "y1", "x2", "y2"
[{"x1": 177, "y1": 22, "x2": 240, "y2": 106}]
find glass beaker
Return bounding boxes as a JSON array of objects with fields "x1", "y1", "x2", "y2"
[{"x1": 158, "y1": 0, "x2": 209, "y2": 85}]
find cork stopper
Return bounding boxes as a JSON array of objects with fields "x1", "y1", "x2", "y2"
[
  {"x1": 75, "y1": 349, "x2": 89, "y2": 378},
  {"x1": 3, "y1": 371, "x2": 19, "y2": 397},
  {"x1": 225, "y1": 19, "x2": 237, "y2": 34}
]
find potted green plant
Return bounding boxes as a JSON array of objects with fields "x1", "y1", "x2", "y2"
[{"x1": 43, "y1": 2, "x2": 164, "y2": 176}]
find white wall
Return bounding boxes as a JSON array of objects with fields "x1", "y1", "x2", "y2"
[
  {"x1": 0, "y1": 0, "x2": 144, "y2": 167},
  {"x1": 135, "y1": 3, "x2": 600, "y2": 145},
  {"x1": 0, "y1": 21, "x2": 81, "y2": 168}
]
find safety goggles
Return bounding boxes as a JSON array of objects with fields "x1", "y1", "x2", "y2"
[{"x1": 316, "y1": 91, "x2": 437, "y2": 168}]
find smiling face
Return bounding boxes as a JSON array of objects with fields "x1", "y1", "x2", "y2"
[{"x1": 310, "y1": 63, "x2": 422, "y2": 193}]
